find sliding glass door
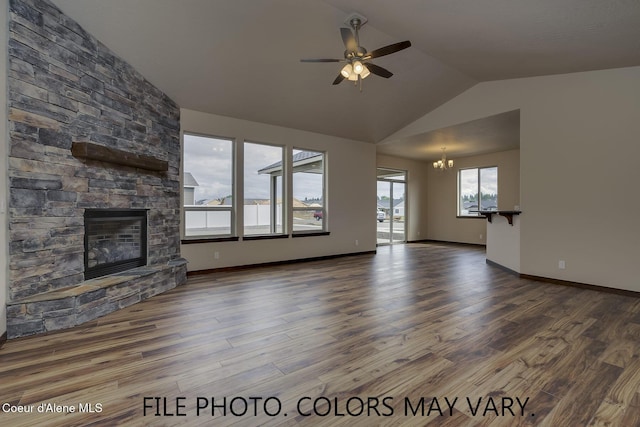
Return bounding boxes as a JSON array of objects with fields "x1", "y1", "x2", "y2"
[{"x1": 376, "y1": 168, "x2": 407, "y2": 245}]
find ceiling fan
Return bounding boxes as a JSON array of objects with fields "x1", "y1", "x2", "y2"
[{"x1": 300, "y1": 14, "x2": 411, "y2": 90}]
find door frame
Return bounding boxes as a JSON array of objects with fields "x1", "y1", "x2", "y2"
[{"x1": 376, "y1": 168, "x2": 407, "y2": 246}]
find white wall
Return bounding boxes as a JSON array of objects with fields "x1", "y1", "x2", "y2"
[
  {"x1": 385, "y1": 66, "x2": 640, "y2": 292},
  {"x1": 376, "y1": 154, "x2": 429, "y2": 242},
  {"x1": 1, "y1": 0, "x2": 8, "y2": 338},
  {"x1": 486, "y1": 214, "x2": 521, "y2": 272},
  {"x1": 376, "y1": 151, "x2": 519, "y2": 246},
  {"x1": 181, "y1": 109, "x2": 377, "y2": 271},
  {"x1": 427, "y1": 149, "x2": 520, "y2": 245}
]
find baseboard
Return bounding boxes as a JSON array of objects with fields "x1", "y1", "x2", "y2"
[
  {"x1": 411, "y1": 239, "x2": 486, "y2": 248},
  {"x1": 187, "y1": 250, "x2": 377, "y2": 276},
  {"x1": 485, "y1": 259, "x2": 520, "y2": 276},
  {"x1": 519, "y1": 274, "x2": 640, "y2": 298},
  {"x1": 185, "y1": 246, "x2": 640, "y2": 299},
  {"x1": 0, "y1": 331, "x2": 7, "y2": 349},
  {"x1": 484, "y1": 259, "x2": 640, "y2": 298}
]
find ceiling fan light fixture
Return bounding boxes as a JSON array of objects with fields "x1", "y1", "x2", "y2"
[
  {"x1": 300, "y1": 14, "x2": 411, "y2": 91},
  {"x1": 344, "y1": 62, "x2": 370, "y2": 81},
  {"x1": 340, "y1": 63, "x2": 353, "y2": 78},
  {"x1": 353, "y1": 60, "x2": 364, "y2": 74}
]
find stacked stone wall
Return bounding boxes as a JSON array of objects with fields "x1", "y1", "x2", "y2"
[{"x1": 6, "y1": 0, "x2": 186, "y2": 337}]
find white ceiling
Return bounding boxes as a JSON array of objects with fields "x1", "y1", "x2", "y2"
[
  {"x1": 50, "y1": 0, "x2": 640, "y2": 160},
  {"x1": 377, "y1": 109, "x2": 520, "y2": 160}
]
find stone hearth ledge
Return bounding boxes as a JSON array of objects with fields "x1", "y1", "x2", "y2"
[{"x1": 6, "y1": 259, "x2": 188, "y2": 338}]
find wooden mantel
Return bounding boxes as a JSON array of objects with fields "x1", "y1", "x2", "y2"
[
  {"x1": 479, "y1": 210, "x2": 522, "y2": 226},
  {"x1": 71, "y1": 141, "x2": 169, "y2": 172}
]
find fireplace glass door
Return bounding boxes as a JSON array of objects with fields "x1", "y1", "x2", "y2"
[{"x1": 84, "y1": 209, "x2": 148, "y2": 279}]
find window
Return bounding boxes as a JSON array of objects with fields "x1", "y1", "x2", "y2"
[
  {"x1": 244, "y1": 141, "x2": 285, "y2": 236},
  {"x1": 183, "y1": 134, "x2": 234, "y2": 237},
  {"x1": 458, "y1": 166, "x2": 498, "y2": 216},
  {"x1": 292, "y1": 149, "x2": 325, "y2": 233},
  {"x1": 182, "y1": 137, "x2": 328, "y2": 240}
]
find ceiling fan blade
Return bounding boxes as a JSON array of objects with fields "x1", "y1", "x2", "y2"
[
  {"x1": 300, "y1": 58, "x2": 342, "y2": 62},
  {"x1": 365, "y1": 40, "x2": 411, "y2": 59},
  {"x1": 365, "y1": 63, "x2": 393, "y2": 78},
  {"x1": 340, "y1": 27, "x2": 357, "y2": 51},
  {"x1": 332, "y1": 74, "x2": 345, "y2": 85}
]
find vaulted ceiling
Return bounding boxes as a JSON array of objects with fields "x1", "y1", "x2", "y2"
[{"x1": 51, "y1": 0, "x2": 640, "y2": 160}]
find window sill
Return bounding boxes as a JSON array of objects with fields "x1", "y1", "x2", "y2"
[
  {"x1": 181, "y1": 232, "x2": 330, "y2": 242},
  {"x1": 243, "y1": 234, "x2": 289, "y2": 241},
  {"x1": 181, "y1": 236, "x2": 239, "y2": 244},
  {"x1": 292, "y1": 231, "x2": 330, "y2": 238}
]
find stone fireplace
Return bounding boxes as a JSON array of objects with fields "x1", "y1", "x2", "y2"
[
  {"x1": 84, "y1": 209, "x2": 148, "y2": 279},
  {"x1": 6, "y1": 0, "x2": 187, "y2": 338}
]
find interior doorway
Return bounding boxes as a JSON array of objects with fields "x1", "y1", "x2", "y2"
[{"x1": 376, "y1": 168, "x2": 407, "y2": 245}]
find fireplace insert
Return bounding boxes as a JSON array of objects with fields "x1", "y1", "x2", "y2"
[{"x1": 84, "y1": 209, "x2": 148, "y2": 279}]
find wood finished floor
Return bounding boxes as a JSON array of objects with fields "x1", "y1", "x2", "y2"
[{"x1": 1, "y1": 243, "x2": 640, "y2": 426}]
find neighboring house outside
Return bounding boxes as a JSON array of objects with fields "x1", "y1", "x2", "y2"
[
  {"x1": 393, "y1": 200, "x2": 405, "y2": 220},
  {"x1": 183, "y1": 172, "x2": 199, "y2": 205},
  {"x1": 377, "y1": 199, "x2": 404, "y2": 220},
  {"x1": 461, "y1": 197, "x2": 497, "y2": 215}
]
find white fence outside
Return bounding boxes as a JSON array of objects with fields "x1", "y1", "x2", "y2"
[
  {"x1": 184, "y1": 204, "x2": 283, "y2": 235},
  {"x1": 244, "y1": 204, "x2": 283, "y2": 227}
]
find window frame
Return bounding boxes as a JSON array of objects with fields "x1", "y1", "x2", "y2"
[
  {"x1": 376, "y1": 168, "x2": 407, "y2": 245},
  {"x1": 182, "y1": 132, "x2": 237, "y2": 241},
  {"x1": 292, "y1": 148, "x2": 327, "y2": 235},
  {"x1": 243, "y1": 140, "x2": 287, "y2": 238},
  {"x1": 457, "y1": 166, "x2": 498, "y2": 218},
  {"x1": 181, "y1": 136, "x2": 330, "y2": 242}
]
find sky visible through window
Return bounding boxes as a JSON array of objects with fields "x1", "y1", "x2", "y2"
[
  {"x1": 244, "y1": 141, "x2": 282, "y2": 200},
  {"x1": 183, "y1": 134, "x2": 232, "y2": 203},
  {"x1": 459, "y1": 167, "x2": 498, "y2": 215},
  {"x1": 460, "y1": 167, "x2": 497, "y2": 198},
  {"x1": 184, "y1": 134, "x2": 322, "y2": 204}
]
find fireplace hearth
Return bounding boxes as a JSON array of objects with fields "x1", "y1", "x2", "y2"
[{"x1": 84, "y1": 209, "x2": 148, "y2": 279}]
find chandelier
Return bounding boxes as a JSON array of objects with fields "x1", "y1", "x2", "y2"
[{"x1": 433, "y1": 147, "x2": 454, "y2": 171}]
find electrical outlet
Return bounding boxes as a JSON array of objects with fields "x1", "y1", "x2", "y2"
[
  {"x1": 355, "y1": 239, "x2": 359, "y2": 246},
  {"x1": 214, "y1": 251, "x2": 220, "y2": 260},
  {"x1": 479, "y1": 234, "x2": 483, "y2": 240},
  {"x1": 559, "y1": 260, "x2": 565, "y2": 269}
]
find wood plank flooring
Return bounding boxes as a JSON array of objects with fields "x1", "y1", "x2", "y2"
[{"x1": 1, "y1": 243, "x2": 640, "y2": 426}]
